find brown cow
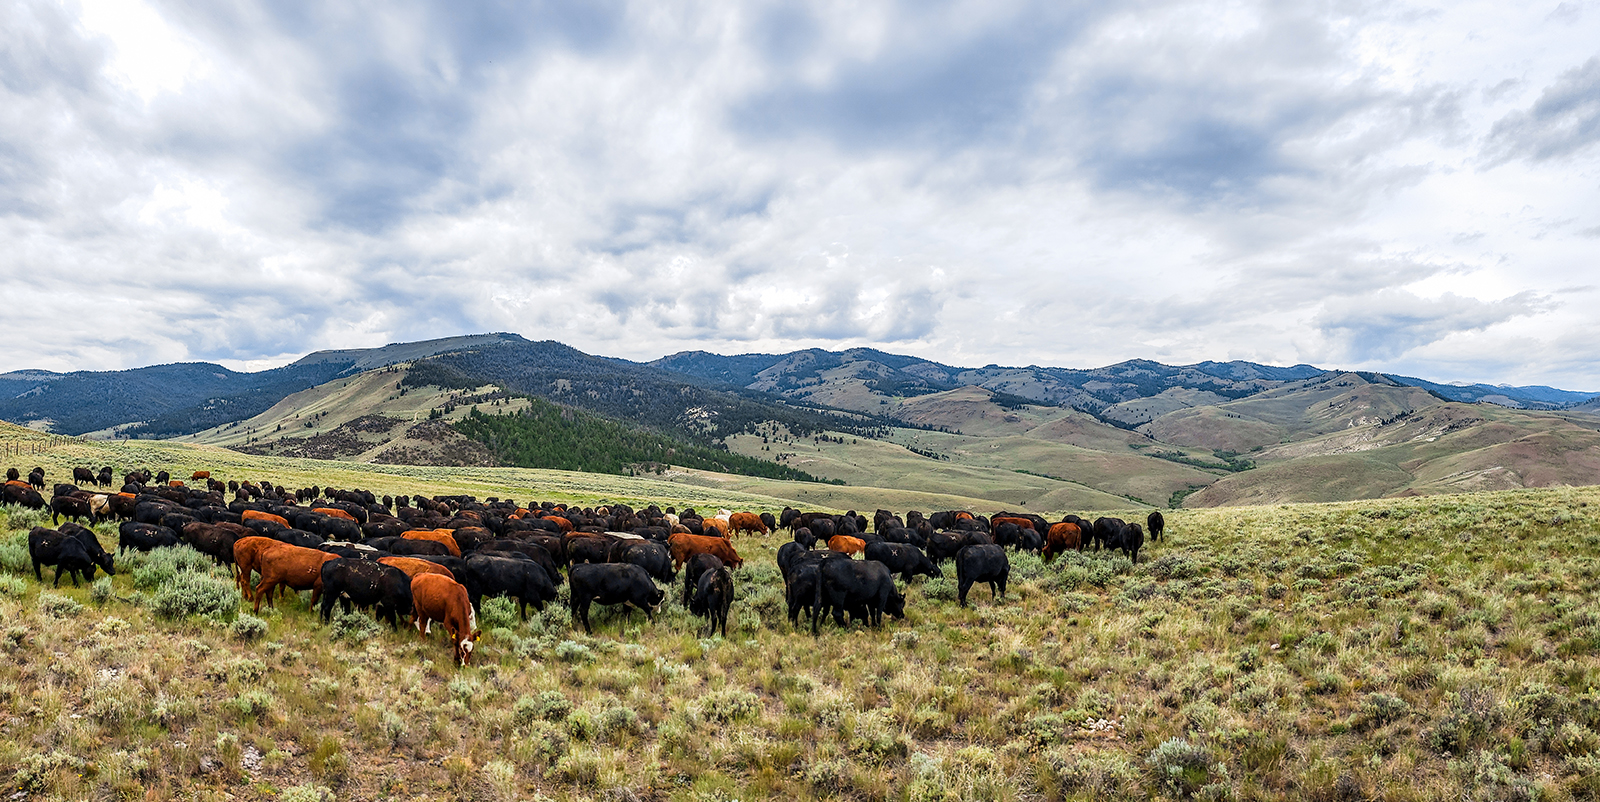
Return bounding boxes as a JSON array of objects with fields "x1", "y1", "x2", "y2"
[
  {"x1": 411, "y1": 574, "x2": 480, "y2": 666},
  {"x1": 379, "y1": 556, "x2": 456, "y2": 582},
  {"x1": 1042, "y1": 522, "x2": 1083, "y2": 563},
  {"x1": 242, "y1": 509, "x2": 290, "y2": 528},
  {"x1": 828, "y1": 535, "x2": 866, "y2": 557},
  {"x1": 700, "y1": 518, "x2": 730, "y2": 538},
  {"x1": 667, "y1": 533, "x2": 744, "y2": 570},
  {"x1": 728, "y1": 512, "x2": 769, "y2": 536},
  {"x1": 252, "y1": 543, "x2": 338, "y2": 613},
  {"x1": 313, "y1": 507, "x2": 357, "y2": 522},
  {"x1": 992, "y1": 516, "x2": 1036, "y2": 532},
  {"x1": 232, "y1": 536, "x2": 285, "y2": 600},
  {"x1": 402, "y1": 529, "x2": 463, "y2": 557},
  {"x1": 191, "y1": 471, "x2": 211, "y2": 482}
]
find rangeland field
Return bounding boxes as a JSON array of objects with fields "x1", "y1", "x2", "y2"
[{"x1": 4, "y1": 425, "x2": 1600, "y2": 800}]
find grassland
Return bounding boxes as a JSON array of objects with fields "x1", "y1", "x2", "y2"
[{"x1": 7, "y1": 417, "x2": 1600, "y2": 799}]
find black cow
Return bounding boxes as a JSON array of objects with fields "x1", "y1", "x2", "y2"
[
  {"x1": 928, "y1": 530, "x2": 989, "y2": 563},
  {"x1": 682, "y1": 552, "x2": 724, "y2": 608},
  {"x1": 179, "y1": 522, "x2": 241, "y2": 569},
  {"x1": 565, "y1": 535, "x2": 613, "y2": 566},
  {"x1": 118, "y1": 522, "x2": 179, "y2": 553},
  {"x1": 569, "y1": 563, "x2": 665, "y2": 635},
  {"x1": 691, "y1": 567, "x2": 734, "y2": 637},
  {"x1": 609, "y1": 539, "x2": 675, "y2": 583},
  {"x1": 464, "y1": 554, "x2": 558, "y2": 619},
  {"x1": 4, "y1": 468, "x2": 16, "y2": 482},
  {"x1": 1090, "y1": 517, "x2": 1125, "y2": 552},
  {"x1": 96, "y1": 467, "x2": 113, "y2": 488},
  {"x1": 1147, "y1": 511, "x2": 1165, "y2": 542},
  {"x1": 811, "y1": 558, "x2": 905, "y2": 635},
  {"x1": 28, "y1": 527, "x2": 100, "y2": 586},
  {"x1": 319, "y1": 559, "x2": 414, "y2": 629},
  {"x1": 2, "y1": 483, "x2": 45, "y2": 510},
  {"x1": 992, "y1": 522, "x2": 1021, "y2": 548},
  {"x1": 1108, "y1": 522, "x2": 1145, "y2": 564},
  {"x1": 28, "y1": 469, "x2": 45, "y2": 490},
  {"x1": 784, "y1": 551, "x2": 850, "y2": 627},
  {"x1": 864, "y1": 541, "x2": 941, "y2": 583},
  {"x1": 50, "y1": 495, "x2": 92, "y2": 526},
  {"x1": 955, "y1": 545, "x2": 1009, "y2": 607},
  {"x1": 58, "y1": 522, "x2": 114, "y2": 577},
  {"x1": 478, "y1": 540, "x2": 563, "y2": 586},
  {"x1": 72, "y1": 467, "x2": 95, "y2": 485}
]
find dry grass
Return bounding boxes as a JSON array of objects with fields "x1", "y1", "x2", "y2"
[{"x1": 4, "y1": 442, "x2": 1600, "y2": 799}]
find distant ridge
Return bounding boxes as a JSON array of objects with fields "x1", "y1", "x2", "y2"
[{"x1": 293, "y1": 332, "x2": 530, "y2": 374}]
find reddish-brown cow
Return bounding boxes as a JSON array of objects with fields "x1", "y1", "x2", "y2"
[
  {"x1": 667, "y1": 533, "x2": 744, "y2": 570},
  {"x1": 379, "y1": 556, "x2": 456, "y2": 581},
  {"x1": 728, "y1": 512, "x2": 769, "y2": 536},
  {"x1": 828, "y1": 535, "x2": 866, "y2": 556},
  {"x1": 402, "y1": 528, "x2": 463, "y2": 557},
  {"x1": 1043, "y1": 522, "x2": 1083, "y2": 563},
  {"x1": 411, "y1": 574, "x2": 480, "y2": 666},
  {"x1": 251, "y1": 543, "x2": 337, "y2": 613}
]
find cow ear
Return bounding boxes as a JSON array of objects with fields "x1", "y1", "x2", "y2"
[{"x1": 471, "y1": 630, "x2": 482, "y2": 640}]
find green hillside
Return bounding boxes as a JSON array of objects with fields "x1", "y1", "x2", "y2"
[{"x1": 6, "y1": 426, "x2": 1600, "y2": 800}]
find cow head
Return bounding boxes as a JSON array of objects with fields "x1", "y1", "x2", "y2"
[
  {"x1": 885, "y1": 590, "x2": 907, "y2": 620},
  {"x1": 456, "y1": 630, "x2": 481, "y2": 666}
]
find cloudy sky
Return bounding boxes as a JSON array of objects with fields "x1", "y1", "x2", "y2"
[{"x1": 3, "y1": 0, "x2": 1598, "y2": 388}]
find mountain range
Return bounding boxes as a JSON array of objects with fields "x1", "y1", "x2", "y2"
[{"x1": 4, "y1": 334, "x2": 1599, "y2": 510}]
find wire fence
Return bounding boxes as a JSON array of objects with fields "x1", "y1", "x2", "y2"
[{"x1": 1, "y1": 436, "x2": 74, "y2": 458}]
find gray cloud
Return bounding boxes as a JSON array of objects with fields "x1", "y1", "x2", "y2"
[
  {"x1": 1485, "y1": 55, "x2": 1600, "y2": 163},
  {"x1": 0, "y1": 0, "x2": 1593, "y2": 389},
  {"x1": 1313, "y1": 290, "x2": 1551, "y2": 362}
]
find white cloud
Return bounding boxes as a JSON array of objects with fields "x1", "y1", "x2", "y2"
[{"x1": 0, "y1": 0, "x2": 1596, "y2": 390}]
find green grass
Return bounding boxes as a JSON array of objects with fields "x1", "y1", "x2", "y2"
[{"x1": 5, "y1": 433, "x2": 1600, "y2": 799}]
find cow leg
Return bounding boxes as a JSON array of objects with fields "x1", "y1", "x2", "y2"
[{"x1": 53, "y1": 565, "x2": 64, "y2": 587}]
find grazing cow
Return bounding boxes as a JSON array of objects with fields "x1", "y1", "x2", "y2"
[
  {"x1": 610, "y1": 539, "x2": 675, "y2": 583},
  {"x1": 72, "y1": 467, "x2": 95, "y2": 485},
  {"x1": 828, "y1": 535, "x2": 866, "y2": 557},
  {"x1": 863, "y1": 542, "x2": 941, "y2": 583},
  {"x1": 667, "y1": 533, "x2": 744, "y2": 570},
  {"x1": 241, "y1": 510, "x2": 290, "y2": 529},
  {"x1": 58, "y1": 522, "x2": 114, "y2": 577},
  {"x1": 783, "y1": 551, "x2": 849, "y2": 626},
  {"x1": 251, "y1": 543, "x2": 338, "y2": 613},
  {"x1": 28, "y1": 469, "x2": 45, "y2": 490},
  {"x1": 28, "y1": 527, "x2": 102, "y2": 586},
  {"x1": 462, "y1": 554, "x2": 557, "y2": 619},
  {"x1": 691, "y1": 567, "x2": 734, "y2": 637},
  {"x1": 191, "y1": 471, "x2": 211, "y2": 482},
  {"x1": 700, "y1": 517, "x2": 731, "y2": 538},
  {"x1": 50, "y1": 495, "x2": 93, "y2": 526},
  {"x1": 569, "y1": 563, "x2": 665, "y2": 635},
  {"x1": 682, "y1": 552, "x2": 724, "y2": 608},
  {"x1": 370, "y1": 536, "x2": 452, "y2": 557},
  {"x1": 992, "y1": 522, "x2": 1022, "y2": 549},
  {"x1": 118, "y1": 521, "x2": 179, "y2": 554},
  {"x1": 564, "y1": 534, "x2": 614, "y2": 566},
  {"x1": 926, "y1": 530, "x2": 974, "y2": 563},
  {"x1": 1147, "y1": 511, "x2": 1166, "y2": 542},
  {"x1": 379, "y1": 556, "x2": 457, "y2": 582},
  {"x1": 1090, "y1": 517, "x2": 1125, "y2": 552},
  {"x1": 96, "y1": 467, "x2": 113, "y2": 487},
  {"x1": 320, "y1": 559, "x2": 414, "y2": 628},
  {"x1": 478, "y1": 540, "x2": 563, "y2": 586},
  {"x1": 728, "y1": 512, "x2": 768, "y2": 536},
  {"x1": 1, "y1": 483, "x2": 45, "y2": 510},
  {"x1": 410, "y1": 574, "x2": 480, "y2": 666},
  {"x1": 811, "y1": 558, "x2": 905, "y2": 634},
  {"x1": 956, "y1": 545, "x2": 1010, "y2": 607},
  {"x1": 792, "y1": 526, "x2": 817, "y2": 550},
  {"x1": 1108, "y1": 522, "x2": 1145, "y2": 564},
  {"x1": 1042, "y1": 522, "x2": 1083, "y2": 562},
  {"x1": 759, "y1": 512, "x2": 777, "y2": 532},
  {"x1": 232, "y1": 536, "x2": 287, "y2": 600},
  {"x1": 402, "y1": 529, "x2": 463, "y2": 557},
  {"x1": 154, "y1": 471, "x2": 170, "y2": 486}
]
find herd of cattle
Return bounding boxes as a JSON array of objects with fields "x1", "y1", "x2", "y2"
[{"x1": 2, "y1": 465, "x2": 1165, "y2": 665}]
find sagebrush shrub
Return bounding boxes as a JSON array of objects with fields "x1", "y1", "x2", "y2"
[
  {"x1": 1146, "y1": 738, "x2": 1215, "y2": 796},
  {"x1": 152, "y1": 571, "x2": 239, "y2": 619}
]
